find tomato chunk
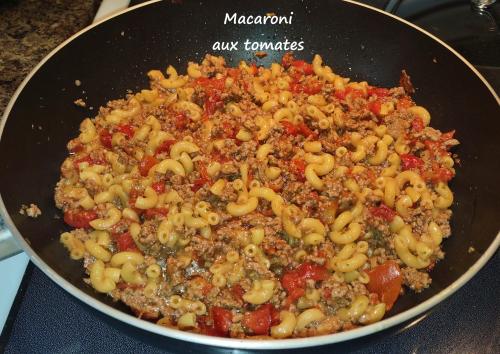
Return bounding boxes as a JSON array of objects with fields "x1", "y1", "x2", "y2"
[
  {"x1": 117, "y1": 124, "x2": 135, "y2": 139},
  {"x1": 291, "y1": 80, "x2": 322, "y2": 95},
  {"x1": 221, "y1": 121, "x2": 237, "y2": 139},
  {"x1": 143, "y1": 207, "x2": 169, "y2": 220},
  {"x1": 367, "y1": 261, "x2": 403, "y2": 310},
  {"x1": 290, "y1": 158, "x2": 306, "y2": 182},
  {"x1": 368, "y1": 100, "x2": 383, "y2": 116},
  {"x1": 227, "y1": 68, "x2": 240, "y2": 79},
  {"x1": 281, "y1": 263, "x2": 329, "y2": 306},
  {"x1": 113, "y1": 232, "x2": 139, "y2": 252},
  {"x1": 191, "y1": 178, "x2": 209, "y2": 192},
  {"x1": 334, "y1": 87, "x2": 365, "y2": 100},
  {"x1": 204, "y1": 91, "x2": 223, "y2": 117},
  {"x1": 400, "y1": 154, "x2": 424, "y2": 171},
  {"x1": 175, "y1": 113, "x2": 189, "y2": 130},
  {"x1": 242, "y1": 304, "x2": 278, "y2": 335},
  {"x1": 212, "y1": 307, "x2": 233, "y2": 336},
  {"x1": 197, "y1": 316, "x2": 220, "y2": 336},
  {"x1": 195, "y1": 77, "x2": 226, "y2": 91},
  {"x1": 369, "y1": 204, "x2": 396, "y2": 221},
  {"x1": 282, "y1": 121, "x2": 317, "y2": 138},
  {"x1": 155, "y1": 139, "x2": 176, "y2": 156},
  {"x1": 281, "y1": 121, "x2": 299, "y2": 135},
  {"x1": 151, "y1": 181, "x2": 166, "y2": 194},
  {"x1": 298, "y1": 123, "x2": 317, "y2": 138},
  {"x1": 64, "y1": 209, "x2": 97, "y2": 228},
  {"x1": 411, "y1": 117, "x2": 424, "y2": 132},
  {"x1": 291, "y1": 60, "x2": 314, "y2": 75},
  {"x1": 425, "y1": 164, "x2": 454, "y2": 184},
  {"x1": 230, "y1": 284, "x2": 245, "y2": 301},
  {"x1": 367, "y1": 87, "x2": 390, "y2": 97},
  {"x1": 99, "y1": 129, "x2": 113, "y2": 149},
  {"x1": 138, "y1": 155, "x2": 158, "y2": 177}
]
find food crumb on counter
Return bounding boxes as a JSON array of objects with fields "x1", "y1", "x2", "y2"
[
  {"x1": 74, "y1": 98, "x2": 86, "y2": 107},
  {"x1": 468, "y1": 246, "x2": 475, "y2": 253},
  {"x1": 19, "y1": 203, "x2": 42, "y2": 218}
]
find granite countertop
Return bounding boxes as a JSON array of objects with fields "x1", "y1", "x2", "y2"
[{"x1": 0, "y1": 0, "x2": 100, "y2": 117}]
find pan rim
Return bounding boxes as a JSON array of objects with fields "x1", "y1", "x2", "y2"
[{"x1": 0, "y1": 0, "x2": 499, "y2": 349}]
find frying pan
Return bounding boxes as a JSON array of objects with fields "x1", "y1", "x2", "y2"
[{"x1": 1, "y1": 0, "x2": 499, "y2": 349}]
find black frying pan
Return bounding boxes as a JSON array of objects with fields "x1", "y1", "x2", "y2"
[{"x1": 1, "y1": 0, "x2": 499, "y2": 349}]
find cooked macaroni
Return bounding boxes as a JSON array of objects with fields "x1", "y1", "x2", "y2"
[{"x1": 56, "y1": 53, "x2": 459, "y2": 339}]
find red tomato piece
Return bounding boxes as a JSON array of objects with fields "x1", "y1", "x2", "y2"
[
  {"x1": 205, "y1": 91, "x2": 223, "y2": 117},
  {"x1": 290, "y1": 80, "x2": 322, "y2": 95},
  {"x1": 197, "y1": 161, "x2": 210, "y2": 181},
  {"x1": 230, "y1": 284, "x2": 245, "y2": 301},
  {"x1": 281, "y1": 270, "x2": 306, "y2": 294},
  {"x1": 117, "y1": 124, "x2": 135, "y2": 139},
  {"x1": 227, "y1": 68, "x2": 241, "y2": 79},
  {"x1": 113, "y1": 232, "x2": 139, "y2": 252},
  {"x1": 249, "y1": 63, "x2": 258, "y2": 75},
  {"x1": 143, "y1": 207, "x2": 169, "y2": 220},
  {"x1": 426, "y1": 165, "x2": 454, "y2": 184},
  {"x1": 197, "y1": 316, "x2": 220, "y2": 336},
  {"x1": 366, "y1": 261, "x2": 403, "y2": 311},
  {"x1": 400, "y1": 154, "x2": 424, "y2": 171},
  {"x1": 411, "y1": 117, "x2": 424, "y2": 132},
  {"x1": 281, "y1": 121, "x2": 299, "y2": 135},
  {"x1": 63, "y1": 209, "x2": 97, "y2": 229},
  {"x1": 222, "y1": 121, "x2": 237, "y2": 139},
  {"x1": 290, "y1": 82, "x2": 302, "y2": 94},
  {"x1": 291, "y1": 60, "x2": 314, "y2": 75},
  {"x1": 367, "y1": 87, "x2": 390, "y2": 97},
  {"x1": 195, "y1": 77, "x2": 226, "y2": 91},
  {"x1": 138, "y1": 155, "x2": 158, "y2": 177},
  {"x1": 368, "y1": 100, "x2": 383, "y2": 116},
  {"x1": 151, "y1": 181, "x2": 165, "y2": 194},
  {"x1": 284, "y1": 287, "x2": 306, "y2": 307},
  {"x1": 290, "y1": 159, "x2": 306, "y2": 182},
  {"x1": 155, "y1": 139, "x2": 176, "y2": 156},
  {"x1": 211, "y1": 150, "x2": 230, "y2": 163},
  {"x1": 298, "y1": 123, "x2": 317, "y2": 138},
  {"x1": 369, "y1": 204, "x2": 396, "y2": 221},
  {"x1": 296, "y1": 262, "x2": 329, "y2": 281},
  {"x1": 212, "y1": 307, "x2": 233, "y2": 336},
  {"x1": 242, "y1": 304, "x2": 276, "y2": 335},
  {"x1": 335, "y1": 87, "x2": 364, "y2": 100},
  {"x1": 334, "y1": 89, "x2": 347, "y2": 100},
  {"x1": 175, "y1": 113, "x2": 189, "y2": 130},
  {"x1": 303, "y1": 80, "x2": 322, "y2": 95},
  {"x1": 281, "y1": 263, "x2": 329, "y2": 306},
  {"x1": 99, "y1": 129, "x2": 113, "y2": 149},
  {"x1": 191, "y1": 178, "x2": 209, "y2": 192}
]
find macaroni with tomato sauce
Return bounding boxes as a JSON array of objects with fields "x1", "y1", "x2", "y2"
[{"x1": 55, "y1": 54, "x2": 458, "y2": 338}]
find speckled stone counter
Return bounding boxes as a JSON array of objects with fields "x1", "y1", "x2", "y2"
[{"x1": 0, "y1": 0, "x2": 100, "y2": 117}]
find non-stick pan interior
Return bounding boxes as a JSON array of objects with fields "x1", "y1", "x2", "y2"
[{"x1": 1, "y1": 0, "x2": 499, "y2": 329}]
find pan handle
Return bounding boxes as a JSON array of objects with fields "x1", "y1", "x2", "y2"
[{"x1": 0, "y1": 227, "x2": 22, "y2": 261}]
